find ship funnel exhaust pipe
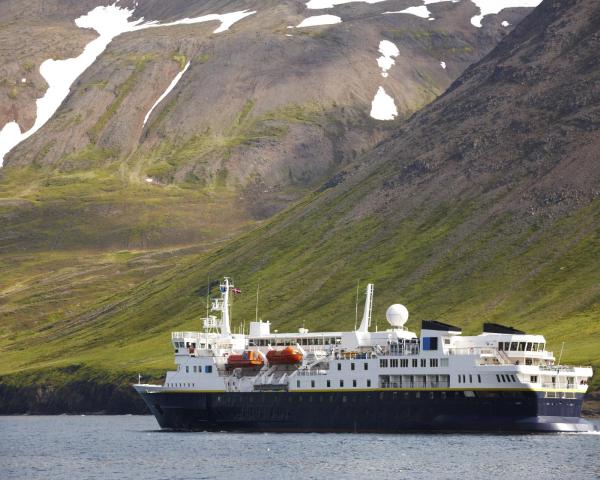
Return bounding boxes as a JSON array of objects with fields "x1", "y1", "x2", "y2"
[{"x1": 358, "y1": 283, "x2": 374, "y2": 332}]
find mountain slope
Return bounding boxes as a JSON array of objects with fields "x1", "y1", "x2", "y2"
[
  {"x1": 0, "y1": 1, "x2": 542, "y2": 382},
  {"x1": 4, "y1": 0, "x2": 599, "y2": 412}
]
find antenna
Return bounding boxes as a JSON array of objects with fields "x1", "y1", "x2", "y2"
[
  {"x1": 557, "y1": 341, "x2": 565, "y2": 368},
  {"x1": 255, "y1": 282, "x2": 260, "y2": 323},
  {"x1": 205, "y1": 276, "x2": 210, "y2": 332},
  {"x1": 354, "y1": 280, "x2": 360, "y2": 331}
]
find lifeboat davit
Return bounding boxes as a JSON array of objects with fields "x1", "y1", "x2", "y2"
[
  {"x1": 226, "y1": 350, "x2": 264, "y2": 370},
  {"x1": 267, "y1": 346, "x2": 303, "y2": 365}
]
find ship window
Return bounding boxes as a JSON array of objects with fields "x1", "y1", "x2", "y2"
[
  {"x1": 469, "y1": 374, "x2": 472, "y2": 383},
  {"x1": 462, "y1": 375, "x2": 466, "y2": 383},
  {"x1": 390, "y1": 359, "x2": 398, "y2": 368},
  {"x1": 477, "y1": 374, "x2": 481, "y2": 383},
  {"x1": 511, "y1": 375, "x2": 517, "y2": 382},
  {"x1": 420, "y1": 359, "x2": 426, "y2": 368},
  {"x1": 351, "y1": 363, "x2": 355, "y2": 371},
  {"x1": 380, "y1": 359, "x2": 388, "y2": 368},
  {"x1": 526, "y1": 342, "x2": 532, "y2": 351},
  {"x1": 525, "y1": 358, "x2": 532, "y2": 366},
  {"x1": 353, "y1": 380, "x2": 357, "y2": 387},
  {"x1": 186, "y1": 366, "x2": 189, "y2": 373},
  {"x1": 297, "y1": 380, "x2": 300, "y2": 388},
  {"x1": 458, "y1": 375, "x2": 461, "y2": 384},
  {"x1": 364, "y1": 363, "x2": 368, "y2": 370},
  {"x1": 518, "y1": 342, "x2": 525, "y2": 351},
  {"x1": 530, "y1": 375, "x2": 538, "y2": 383},
  {"x1": 429, "y1": 359, "x2": 438, "y2": 368},
  {"x1": 498, "y1": 342, "x2": 504, "y2": 350},
  {"x1": 440, "y1": 358, "x2": 448, "y2": 367},
  {"x1": 532, "y1": 343, "x2": 538, "y2": 352},
  {"x1": 510, "y1": 342, "x2": 517, "y2": 351},
  {"x1": 422, "y1": 337, "x2": 438, "y2": 351},
  {"x1": 496, "y1": 374, "x2": 501, "y2": 382},
  {"x1": 205, "y1": 366, "x2": 212, "y2": 373},
  {"x1": 501, "y1": 375, "x2": 507, "y2": 382},
  {"x1": 311, "y1": 380, "x2": 315, "y2": 388},
  {"x1": 337, "y1": 363, "x2": 342, "y2": 371},
  {"x1": 367, "y1": 379, "x2": 371, "y2": 387},
  {"x1": 193, "y1": 366, "x2": 196, "y2": 373},
  {"x1": 412, "y1": 359, "x2": 418, "y2": 367},
  {"x1": 327, "y1": 380, "x2": 331, "y2": 388},
  {"x1": 340, "y1": 380, "x2": 344, "y2": 387}
]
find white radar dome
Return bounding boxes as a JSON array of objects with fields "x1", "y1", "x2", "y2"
[{"x1": 386, "y1": 304, "x2": 409, "y2": 327}]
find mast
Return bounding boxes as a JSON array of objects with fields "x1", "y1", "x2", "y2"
[
  {"x1": 358, "y1": 283, "x2": 374, "y2": 332},
  {"x1": 220, "y1": 277, "x2": 232, "y2": 335}
]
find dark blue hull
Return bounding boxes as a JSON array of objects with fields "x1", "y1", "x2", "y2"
[{"x1": 137, "y1": 389, "x2": 595, "y2": 433}]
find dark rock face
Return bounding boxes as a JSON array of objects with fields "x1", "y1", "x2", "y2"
[
  {"x1": 0, "y1": 378, "x2": 148, "y2": 414},
  {"x1": 356, "y1": 0, "x2": 600, "y2": 220}
]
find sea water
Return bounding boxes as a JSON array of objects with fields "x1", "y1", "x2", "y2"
[{"x1": 1, "y1": 416, "x2": 599, "y2": 480}]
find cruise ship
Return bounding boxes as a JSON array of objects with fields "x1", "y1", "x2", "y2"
[{"x1": 134, "y1": 278, "x2": 595, "y2": 432}]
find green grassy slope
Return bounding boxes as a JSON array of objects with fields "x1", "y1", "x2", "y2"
[
  {"x1": 1, "y1": 0, "x2": 599, "y2": 411},
  {"x1": 1, "y1": 176, "x2": 598, "y2": 388}
]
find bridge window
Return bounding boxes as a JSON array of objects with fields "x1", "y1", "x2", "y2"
[
  {"x1": 518, "y1": 342, "x2": 525, "y2": 351},
  {"x1": 422, "y1": 337, "x2": 438, "y2": 351},
  {"x1": 526, "y1": 342, "x2": 532, "y2": 351},
  {"x1": 510, "y1": 342, "x2": 517, "y2": 350}
]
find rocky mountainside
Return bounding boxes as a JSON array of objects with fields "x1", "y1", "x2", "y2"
[
  {"x1": 0, "y1": 0, "x2": 541, "y2": 385},
  {"x1": 1, "y1": 0, "x2": 536, "y2": 251}
]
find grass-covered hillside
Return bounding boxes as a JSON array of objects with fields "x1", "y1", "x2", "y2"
[{"x1": 1, "y1": 0, "x2": 599, "y2": 406}]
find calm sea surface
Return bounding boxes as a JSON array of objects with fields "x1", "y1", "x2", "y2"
[{"x1": 1, "y1": 416, "x2": 599, "y2": 480}]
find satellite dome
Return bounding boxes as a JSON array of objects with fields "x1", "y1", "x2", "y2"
[{"x1": 386, "y1": 304, "x2": 409, "y2": 327}]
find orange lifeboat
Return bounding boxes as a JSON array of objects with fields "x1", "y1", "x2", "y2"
[
  {"x1": 226, "y1": 350, "x2": 264, "y2": 370},
  {"x1": 267, "y1": 346, "x2": 303, "y2": 365}
]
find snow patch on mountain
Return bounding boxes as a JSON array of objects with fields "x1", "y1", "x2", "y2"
[
  {"x1": 0, "y1": 5, "x2": 256, "y2": 165},
  {"x1": 306, "y1": 0, "x2": 386, "y2": 8},
  {"x1": 377, "y1": 40, "x2": 399, "y2": 78},
  {"x1": 384, "y1": 5, "x2": 431, "y2": 19},
  {"x1": 370, "y1": 86, "x2": 397, "y2": 120},
  {"x1": 384, "y1": 0, "x2": 540, "y2": 27},
  {"x1": 297, "y1": 15, "x2": 342, "y2": 27},
  {"x1": 143, "y1": 61, "x2": 191, "y2": 126},
  {"x1": 470, "y1": 0, "x2": 542, "y2": 28}
]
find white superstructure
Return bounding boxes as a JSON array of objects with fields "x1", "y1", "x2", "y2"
[{"x1": 137, "y1": 278, "x2": 593, "y2": 399}]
